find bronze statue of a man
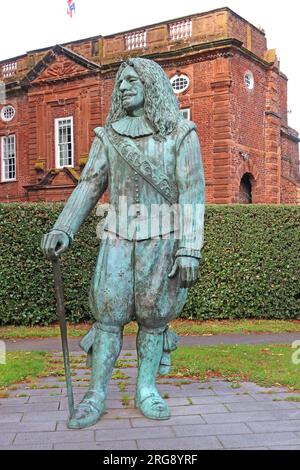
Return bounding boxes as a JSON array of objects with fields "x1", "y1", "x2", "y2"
[{"x1": 41, "y1": 58, "x2": 205, "y2": 429}]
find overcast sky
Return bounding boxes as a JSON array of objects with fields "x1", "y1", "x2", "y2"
[{"x1": 0, "y1": 0, "x2": 299, "y2": 131}]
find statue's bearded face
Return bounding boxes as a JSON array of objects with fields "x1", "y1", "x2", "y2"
[{"x1": 118, "y1": 65, "x2": 145, "y2": 115}]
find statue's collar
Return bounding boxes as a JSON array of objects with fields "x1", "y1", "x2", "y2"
[{"x1": 111, "y1": 115, "x2": 154, "y2": 138}]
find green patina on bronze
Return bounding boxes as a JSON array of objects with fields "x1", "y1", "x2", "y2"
[{"x1": 41, "y1": 57, "x2": 205, "y2": 429}]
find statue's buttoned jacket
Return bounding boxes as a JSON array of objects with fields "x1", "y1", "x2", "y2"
[{"x1": 53, "y1": 119, "x2": 205, "y2": 330}]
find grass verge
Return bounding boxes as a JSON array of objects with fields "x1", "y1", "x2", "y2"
[
  {"x1": 1, "y1": 319, "x2": 300, "y2": 340},
  {"x1": 171, "y1": 344, "x2": 300, "y2": 391},
  {"x1": 1, "y1": 345, "x2": 300, "y2": 398},
  {"x1": 0, "y1": 351, "x2": 48, "y2": 388}
]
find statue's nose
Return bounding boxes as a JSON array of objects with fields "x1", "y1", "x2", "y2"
[{"x1": 120, "y1": 80, "x2": 130, "y2": 92}]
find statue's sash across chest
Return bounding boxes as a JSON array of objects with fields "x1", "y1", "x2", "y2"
[{"x1": 106, "y1": 130, "x2": 178, "y2": 204}]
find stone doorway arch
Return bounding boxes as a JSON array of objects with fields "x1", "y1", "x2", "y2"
[{"x1": 239, "y1": 172, "x2": 254, "y2": 203}]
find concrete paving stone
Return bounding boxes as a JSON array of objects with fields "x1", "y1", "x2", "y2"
[
  {"x1": 95, "y1": 426, "x2": 174, "y2": 442},
  {"x1": 10, "y1": 388, "x2": 63, "y2": 397},
  {"x1": 181, "y1": 395, "x2": 256, "y2": 405},
  {"x1": 0, "y1": 397, "x2": 29, "y2": 405},
  {"x1": 21, "y1": 410, "x2": 68, "y2": 422},
  {"x1": 218, "y1": 432, "x2": 300, "y2": 449},
  {"x1": 202, "y1": 409, "x2": 300, "y2": 424},
  {"x1": 137, "y1": 436, "x2": 223, "y2": 450},
  {"x1": 54, "y1": 441, "x2": 138, "y2": 450},
  {"x1": 173, "y1": 422, "x2": 251, "y2": 438},
  {"x1": 72, "y1": 370, "x2": 90, "y2": 376},
  {"x1": 240, "y1": 382, "x2": 288, "y2": 393},
  {"x1": 108, "y1": 385, "x2": 136, "y2": 392},
  {"x1": 175, "y1": 382, "x2": 206, "y2": 389},
  {"x1": 157, "y1": 388, "x2": 217, "y2": 398},
  {"x1": 170, "y1": 404, "x2": 228, "y2": 416},
  {"x1": 59, "y1": 399, "x2": 134, "y2": 411},
  {"x1": 0, "y1": 402, "x2": 60, "y2": 413},
  {"x1": 163, "y1": 398, "x2": 193, "y2": 406},
  {"x1": 213, "y1": 388, "x2": 250, "y2": 396},
  {"x1": 157, "y1": 378, "x2": 197, "y2": 384},
  {"x1": 247, "y1": 420, "x2": 300, "y2": 433},
  {"x1": 15, "y1": 430, "x2": 95, "y2": 445},
  {"x1": 131, "y1": 415, "x2": 205, "y2": 428},
  {"x1": 102, "y1": 408, "x2": 144, "y2": 419},
  {"x1": 61, "y1": 387, "x2": 88, "y2": 394},
  {"x1": 29, "y1": 395, "x2": 67, "y2": 404},
  {"x1": 208, "y1": 379, "x2": 230, "y2": 384},
  {"x1": 0, "y1": 434, "x2": 16, "y2": 446},
  {"x1": 0, "y1": 422, "x2": 56, "y2": 433},
  {"x1": 268, "y1": 445, "x2": 300, "y2": 450},
  {"x1": 57, "y1": 418, "x2": 132, "y2": 431},
  {"x1": 36, "y1": 377, "x2": 66, "y2": 384},
  {"x1": 226, "y1": 401, "x2": 298, "y2": 412},
  {"x1": 252, "y1": 392, "x2": 298, "y2": 402},
  {"x1": 105, "y1": 391, "x2": 127, "y2": 399},
  {"x1": 0, "y1": 414, "x2": 23, "y2": 423},
  {"x1": 0, "y1": 445, "x2": 54, "y2": 450}
]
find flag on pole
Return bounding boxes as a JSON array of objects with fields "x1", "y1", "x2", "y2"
[{"x1": 67, "y1": 0, "x2": 76, "y2": 18}]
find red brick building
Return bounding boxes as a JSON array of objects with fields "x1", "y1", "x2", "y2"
[{"x1": 0, "y1": 7, "x2": 299, "y2": 204}]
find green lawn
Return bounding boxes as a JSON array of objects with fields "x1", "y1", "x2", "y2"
[
  {"x1": 0, "y1": 351, "x2": 48, "y2": 388},
  {"x1": 1, "y1": 319, "x2": 300, "y2": 340},
  {"x1": 171, "y1": 344, "x2": 300, "y2": 391},
  {"x1": 1, "y1": 344, "x2": 300, "y2": 396}
]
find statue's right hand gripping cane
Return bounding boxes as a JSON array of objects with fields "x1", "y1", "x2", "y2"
[{"x1": 41, "y1": 230, "x2": 70, "y2": 261}]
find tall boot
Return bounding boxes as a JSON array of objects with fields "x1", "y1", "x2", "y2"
[
  {"x1": 135, "y1": 328, "x2": 170, "y2": 420},
  {"x1": 68, "y1": 325, "x2": 123, "y2": 429}
]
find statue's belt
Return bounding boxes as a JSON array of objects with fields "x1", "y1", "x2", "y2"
[{"x1": 106, "y1": 127, "x2": 178, "y2": 205}]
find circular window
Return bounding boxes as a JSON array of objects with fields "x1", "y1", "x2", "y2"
[
  {"x1": 244, "y1": 71, "x2": 254, "y2": 90},
  {"x1": 1, "y1": 105, "x2": 16, "y2": 122},
  {"x1": 170, "y1": 74, "x2": 189, "y2": 94}
]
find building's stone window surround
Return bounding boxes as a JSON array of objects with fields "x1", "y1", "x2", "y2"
[
  {"x1": 170, "y1": 74, "x2": 190, "y2": 94},
  {"x1": 1, "y1": 105, "x2": 16, "y2": 122},
  {"x1": 55, "y1": 117, "x2": 74, "y2": 168},
  {"x1": 124, "y1": 30, "x2": 147, "y2": 51},
  {"x1": 180, "y1": 108, "x2": 191, "y2": 120},
  {"x1": 169, "y1": 19, "x2": 192, "y2": 41},
  {"x1": 1, "y1": 134, "x2": 16, "y2": 182}
]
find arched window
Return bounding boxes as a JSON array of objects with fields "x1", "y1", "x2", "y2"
[
  {"x1": 170, "y1": 74, "x2": 189, "y2": 94},
  {"x1": 239, "y1": 173, "x2": 253, "y2": 203},
  {"x1": 1, "y1": 105, "x2": 16, "y2": 122}
]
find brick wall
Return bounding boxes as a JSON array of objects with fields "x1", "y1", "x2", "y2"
[{"x1": 0, "y1": 7, "x2": 299, "y2": 205}]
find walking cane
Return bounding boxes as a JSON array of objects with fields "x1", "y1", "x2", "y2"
[{"x1": 51, "y1": 256, "x2": 74, "y2": 417}]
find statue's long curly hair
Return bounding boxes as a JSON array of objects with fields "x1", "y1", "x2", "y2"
[{"x1": 106, "y1": 58, "x2": 181, "y2": 138}]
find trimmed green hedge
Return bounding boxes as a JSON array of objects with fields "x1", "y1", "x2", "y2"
[{"x1": 0, "y1": 203, "x2": 299, "y2": 325}]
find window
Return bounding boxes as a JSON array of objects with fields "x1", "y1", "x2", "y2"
[
  {"x1": 1, "y1": 105, "x2": 16, "y2": 122},
  {"x1": 124, "y1": 30, "x2": 147, "y2": 51},
  {"x1": 55, "y1": 117, "x2": 74, "y2": 168},
  {"x1": 244, "y1": 71, "x2": 254, "y2": 90},
  {"x1": 1, "y1": 135, "x2": 16, "y2": 181},
  {"x1": 180, "y1": 108, "x2": 190, "y2": 120},
  {"x1": 169, "y1": 19, "x2": 192, "y2": 41},
  {"x1": 170, "y1": 74, "x2": 190, "y2": 94},
  {"x1": 92, "y1": 39, "x2": 99, "y2": 57}
]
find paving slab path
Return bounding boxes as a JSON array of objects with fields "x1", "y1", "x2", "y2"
[
  {"x1": 5, "y1": 332, "x2": 300, "y2": 352},
  {"x1": 1, "y1": 350, "x2": 300, "y2": 450}
]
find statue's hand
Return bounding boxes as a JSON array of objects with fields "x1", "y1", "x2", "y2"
[
  {"x1": 168, "y1": 256, "x2": 200, "y2": 288},
  {"x1": 41, "y1": 230, "x2": 70, "y2": 261}
]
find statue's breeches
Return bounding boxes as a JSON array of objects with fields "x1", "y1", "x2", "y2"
[{"x1": 89, "y1": 236, "x2": 188, "y2": 330}]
